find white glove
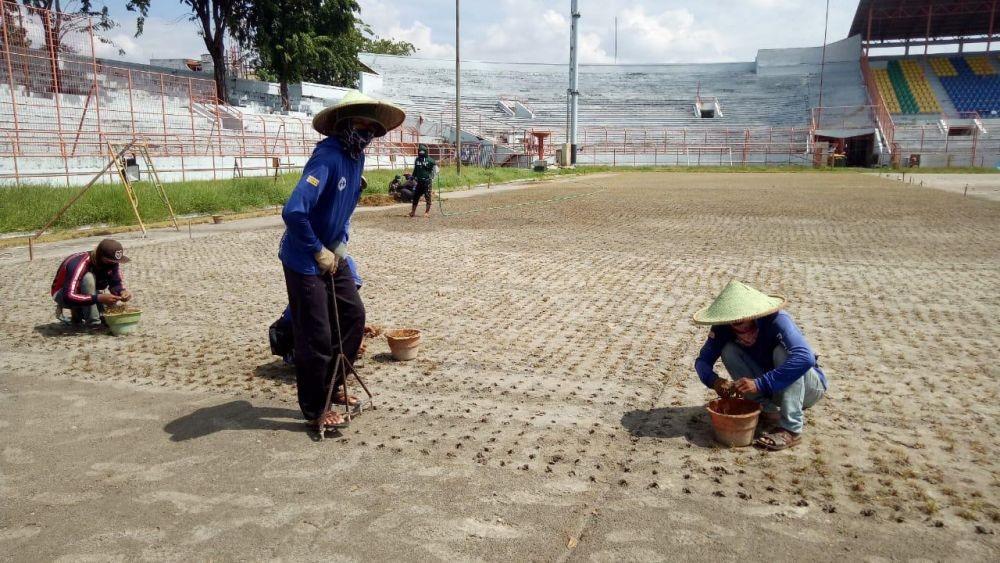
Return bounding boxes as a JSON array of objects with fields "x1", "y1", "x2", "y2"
[
  {"x1": 333, "y1": 242, "x2": 348, "y2": 260},
  {"x1": 315, "y1": 247, "x2": 338, "y2": 274}
]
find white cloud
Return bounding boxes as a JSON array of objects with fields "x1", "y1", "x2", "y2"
[
  {"x1": 382, "y1": 21, "x2": 456, "y2": 58},
  {"x1": 614, "y1": 6, "x2": 730, "y2": 63},
  {"x1": 88, "y1": 0, "x2": 860, "y2": 67},
  {"x1": 93, "y1": 16, "x2": 204, "y2": 64},
  {"x1": 353, "y1": 0, "x2": 858, "y2": 64},
  {"x1": 357, "y1": 0, "x2": 455, "y2": 58}
]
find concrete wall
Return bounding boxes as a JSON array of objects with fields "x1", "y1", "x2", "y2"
[
  {"x1": 359, "y1": 72, "x2": 383, "y2": 95},
  {"x1": 756, "y1": 35, "x2": 863, "y2": 74}
]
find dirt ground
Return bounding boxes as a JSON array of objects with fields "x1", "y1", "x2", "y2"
[{"x1": 1, "y1": 172, "x2": 998, "y2": 561}]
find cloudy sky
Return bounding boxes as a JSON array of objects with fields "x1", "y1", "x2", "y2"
[{"x1": 100, "y1": 0, "x2": 862, "y2": 65}]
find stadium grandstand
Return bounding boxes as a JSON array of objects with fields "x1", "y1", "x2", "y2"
[{"x1": 1, "y1": 0, "x2": 998, "y2": 186}]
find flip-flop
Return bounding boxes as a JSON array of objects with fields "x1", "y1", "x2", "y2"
[{"x1": 755, "y1": 429, "x2": 801, "y2": 451}]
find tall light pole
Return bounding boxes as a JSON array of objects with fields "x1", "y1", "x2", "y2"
[
  {"x1": 817, "y1": 0, "x2": 830, "y2": 123},
  {"x1": 568, "y1": 0, "x2": 580, "y2": 164},
  {"x1": 455, "y1": 0, "x2": 462, "y2": 174}
]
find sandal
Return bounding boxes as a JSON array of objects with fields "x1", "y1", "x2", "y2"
[
  {"x1": 333, "y1": 392, "x2": 364, "y2": 408},
  {"x1": 758, "y1": 412, "x2": 781, "y2": 432},
  {"x1": 309, "y1": 410, "x2": 350, "y2": 431},
  {"x1": 755, "y1": 428, "x2": 801, "y2": 451}
]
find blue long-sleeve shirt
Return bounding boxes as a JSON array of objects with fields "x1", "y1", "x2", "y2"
[
  {"x1": 279, "y1": 137, "x2": 364, "y2": 275},
  {"x1": 694, "y1": 311, "x2": 827, "y2": 395}
]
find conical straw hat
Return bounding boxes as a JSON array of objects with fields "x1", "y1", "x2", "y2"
[
  {"x1": 312, "y1": 90, "x2": 406, "y2": 137},
  {"x1": 692, "y1": 280, "x2": 786, "y2": 325}
]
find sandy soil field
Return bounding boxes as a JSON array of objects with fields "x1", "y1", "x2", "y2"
[{"x1": 1, "y1": 171, "x2": 998, "y2": 561}]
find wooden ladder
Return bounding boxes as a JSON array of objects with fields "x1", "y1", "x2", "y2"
[{"x1": 107, "y1": 138, "x2": 180, "y2": 234}]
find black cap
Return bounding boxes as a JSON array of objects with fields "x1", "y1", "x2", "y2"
[{"x1": 96, "y1": 239, "x2": 130, "y2": 264}]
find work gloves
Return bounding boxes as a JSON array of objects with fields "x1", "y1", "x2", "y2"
[
  {"x1": 315, "y1": 247, "x2": 338, "y2": 275},
  {"x1": 315, "y1": 242, "x2": 349, "y2": 275}
]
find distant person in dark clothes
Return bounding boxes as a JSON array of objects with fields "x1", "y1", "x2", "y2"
[
  {"x1": 692, "y1": 280, "x2": 828, "y2": 451},
  {"x1": 51, "y1": 239, "x2": 133, "y2": 327},
  {"x1": 279, "y1": 90, "x2": 404, "y2": 432},
  {"x1": 389, "y1": 174, "x2": 416, "y2": 203},
  {"x1": 410, "y1": 144, "x2": 437, "y2": 217}
]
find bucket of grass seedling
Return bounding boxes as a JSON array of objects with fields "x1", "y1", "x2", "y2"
[
  {"x1": 385, "y1": 328, "x2": 421, "y2": 361},
  {"x1": 706, "y1": 398, "x2": 761, "y2": 447},
  {"x1": 104, "y1": 306, "x2": 142, "y2": 337}
]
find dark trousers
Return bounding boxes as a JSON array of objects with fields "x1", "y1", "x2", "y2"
[
  {"x1": 411, "y1": 178, "x2": 432, "y2": 211},
  {"x1": 283, "y1": 261, "x2": 365, "y2": 421}
]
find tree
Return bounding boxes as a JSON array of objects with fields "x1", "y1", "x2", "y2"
[
  {"x1": 21, "y1": 0, "x2": 150, "y2": 57},
  {"x1": 179, "y1": 0, "x2": 246, "y2": 103},
  {"x1": 358, "y1": 24, "x2": 415, "y2": 57},
  {"x1": 234, "y1": 0, "x2": 359, "y2": 111},
  {"x1": 19, "y1": 0, "x2": 149, "y2": 93},
  {"x1": 235, "y1": 0, "x2": 414, "y2": 111},
  {"x1": 306, "y1": 21, "x2": 415, "y2": 87}
]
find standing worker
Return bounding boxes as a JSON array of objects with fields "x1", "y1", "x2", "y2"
[
  {"x1": 279, "y1": 90, "x2": 405, "y2": 432},
  {"x1": 51, "y1": 239, "x2": 133, "y2": 327},
  {"x1": 409, "y1": 144, "x2": 437, "y2": 218}
]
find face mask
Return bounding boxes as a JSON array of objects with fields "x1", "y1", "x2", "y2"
[{"x1": 336, "y1": 121, "x2": 376, "y2": 160}]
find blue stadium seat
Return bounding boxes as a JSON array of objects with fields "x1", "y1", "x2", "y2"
[{"x1": 938, "y1": 57, "x2": 1000, "y2": 116}]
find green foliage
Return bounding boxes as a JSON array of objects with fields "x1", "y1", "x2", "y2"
[
  {"x1": 232, "y1": 0, "x2": 358, "y2": 107},
  {"x1": 357, "y1": 22, "x2": 415, "y2": 57},
  {"x1": 234, "y1": 0, "x2": 415, "y2": 104}
]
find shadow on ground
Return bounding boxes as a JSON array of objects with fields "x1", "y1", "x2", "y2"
[
  {"x1": 33, "y1": 323, "x2": 96, "y2": 337},
  {"x1": 621, "y1": 406, "x2": 717, "y2": 448},
  {"x1": 164, "y1": 400, "x2": 306, "y2": 441},
  {"x1": 370, "y1": 352, "x2": 395, "y2": 364},
  {"x1": 253, "y1": 359, "x2": 295, "y2": 386}
]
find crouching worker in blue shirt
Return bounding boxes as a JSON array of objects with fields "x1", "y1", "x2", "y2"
[
  {"x1": 693, "y1": 281, "x2": 828, "y2": 451},
  {"x1": 279, "y1": 91, "x2": 405, "y2": 433}
]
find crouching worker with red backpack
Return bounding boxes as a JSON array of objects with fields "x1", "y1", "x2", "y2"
[{"x1": 51, "y1": 239, "x2": 133, "y2": 327}]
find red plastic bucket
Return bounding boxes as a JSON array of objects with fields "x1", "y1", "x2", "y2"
[{"x1": 706, "y1": 398, "x2": 761, "y2": 447}]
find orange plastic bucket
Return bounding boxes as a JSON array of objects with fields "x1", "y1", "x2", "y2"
[
  {"x1": 386, "y1": 329, "x2": 421, "y2": 361},
  {"x1": 706, "y1": 398, "x2": 761, "y2": 447}
]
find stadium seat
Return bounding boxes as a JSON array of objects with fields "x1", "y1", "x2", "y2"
[
  {"x1": 873, "y1": 67, "x2": 902, "y2": 113},
  {"x1": 883, "y1": 59, "x2": 941, "y2": 114},
  {"x1": 936, "y1": 56, "x2": 1000, "y2": 116}
]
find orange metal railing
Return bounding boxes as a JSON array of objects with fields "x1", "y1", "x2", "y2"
[{"x1": 860, "y1": 55, "x2": 896, "y2": 148}]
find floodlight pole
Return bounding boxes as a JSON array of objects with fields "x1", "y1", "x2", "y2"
[
  {"x1": 817, "y1": 0, "x2": 830, "y2": 123},
  {"x1": 568, "y1": 0, "x2": 580, "y2": 164},
  {"x1": 455, "y1": 0, "x2": 461, "y2": 175}
]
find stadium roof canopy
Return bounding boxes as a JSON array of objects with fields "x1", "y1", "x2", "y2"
[{"x1": 849, "y1": 0, "x2": 999, "y2": 49}]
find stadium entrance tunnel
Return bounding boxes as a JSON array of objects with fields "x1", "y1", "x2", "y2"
[{"x1": 815, "y1": 133, "x2": 876, "y2": 167}]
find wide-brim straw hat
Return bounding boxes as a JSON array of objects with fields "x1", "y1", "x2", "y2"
[
  {"x1": 312, "y1": 90, "x2": 406, "y2": 138},
  {"x1": 692, "y1": 280, "x2": 786, "y2": 326}
]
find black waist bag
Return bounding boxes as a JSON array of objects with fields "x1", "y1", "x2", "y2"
[{"x1": 269, "y1": 316, "x2": 294, "y2": 357}]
